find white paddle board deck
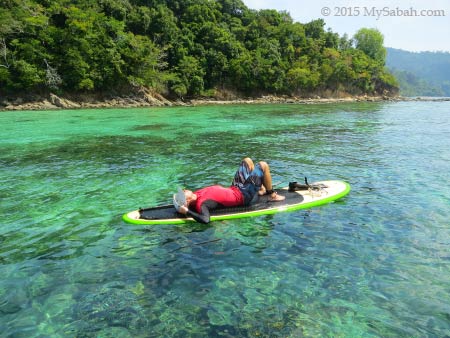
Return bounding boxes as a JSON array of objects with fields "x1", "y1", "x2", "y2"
[{"x1": 123, "y1": 180, "x2": 350, "y2": 225}]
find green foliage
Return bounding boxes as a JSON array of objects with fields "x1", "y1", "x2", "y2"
[
  {"x1": 0, "y1": 0, "x2": 398, "y2": 97},
  {"x1": 286, "y1": 56, "x2": 319, "y2": 92},
  {"x1": 171, "y1": 55, "x2": 205, "y2": 97},
  {"x1": 353, "y1": 28, "x2": 386, "y2": 65},
  {"x1": 11, "y1": 59, "x2": 44, "y2": 89}
]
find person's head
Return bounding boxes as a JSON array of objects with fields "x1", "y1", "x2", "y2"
[
  {"x1": 183, "y1": 189, "x2": 197, "y2": 207},
  {"x1": 173, "y1": 188, "x2": 197, "y2": 212}
]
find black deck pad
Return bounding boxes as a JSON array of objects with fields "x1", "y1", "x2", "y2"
[{"x1": 139, "y1": 189, "x2": 304, "y2": 220}]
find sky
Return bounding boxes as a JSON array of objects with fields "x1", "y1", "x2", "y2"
[{"x1": 243, "y1": 0, "x2": 450, "y2": 52}]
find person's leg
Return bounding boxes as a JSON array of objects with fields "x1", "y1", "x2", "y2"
[
  {"x1": 258, "y1": 161, "x2": 285, "y2": 201},
  {"x1": 232, "y1": 157, "x2": 254, "y2": 188},
  {"x1": 243, "y1": 157, "x2": 254, "y2": 172},
  {"x1": 234, "y1": 158, "x2": 285, "y2": 204},
  {"x1": 259, "y1": 161, "x2": 274, "y2": 190}
]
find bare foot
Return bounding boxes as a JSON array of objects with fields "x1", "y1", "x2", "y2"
[{"x1": 269, "y1": 192, "x2": 285, "y2": 202}]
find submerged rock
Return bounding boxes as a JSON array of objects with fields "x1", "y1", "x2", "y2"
[
  {"x1": 72, "y1": 283, "x2": 148, "y2": 335},
  {"x1": 0, "y1": 287, "x2": 28, "y2": 315}
]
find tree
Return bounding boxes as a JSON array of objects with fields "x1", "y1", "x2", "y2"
[
  {"x1": 0, "y1": 0, "x2": 398, "y2": 97},
  {"x1": 171, "y1": 55, "x2": 205, "y2": 97},
  {"x1": 286, "y1": 55, "x2": 319, "y2": 92},
  {"x1": 353, "y1": 28, "x2": 386, "y2": 65}
]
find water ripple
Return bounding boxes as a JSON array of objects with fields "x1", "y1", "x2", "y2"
[{"x1": 0, "y1": 103, "x2": 449, "y2": 336}]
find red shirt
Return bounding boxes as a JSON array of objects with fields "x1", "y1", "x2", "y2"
[{"x1": 193, "y1": 185, "x2": 244, "y2": 213}]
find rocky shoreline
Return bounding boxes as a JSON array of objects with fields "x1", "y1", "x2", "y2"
[{"x1": 1, "y1": 91, "x2": 449, "y2": 111}]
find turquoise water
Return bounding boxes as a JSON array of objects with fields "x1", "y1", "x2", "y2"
[{"x1": 1, "y1": 102, "x2": 449, "y2": 337}]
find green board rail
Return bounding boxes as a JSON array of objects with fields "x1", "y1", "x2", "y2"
[{"x1": 123, "y1": 180, "x2": 351, "y2": 225}]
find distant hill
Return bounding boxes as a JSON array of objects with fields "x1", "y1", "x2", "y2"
[{"x1": 386, "y1": 48, "x2": 450, "y2": 96}]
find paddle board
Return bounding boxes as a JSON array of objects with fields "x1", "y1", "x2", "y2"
[{"x1": 123, "y1": 180, "x2": 350, "y2": 225}]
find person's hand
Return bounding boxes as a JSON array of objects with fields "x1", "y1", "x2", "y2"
[{"x1": 179, "y1": 206, "x2": 189, "y2": 214}]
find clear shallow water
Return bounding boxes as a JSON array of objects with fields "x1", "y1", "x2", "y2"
[{"x1": 0, "y1": 102, "x2": 449, "y2": 337}]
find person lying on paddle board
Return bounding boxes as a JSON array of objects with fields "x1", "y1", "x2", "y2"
[{"x1": 174, "y1": 157, "x2": 285, "y2": 224}]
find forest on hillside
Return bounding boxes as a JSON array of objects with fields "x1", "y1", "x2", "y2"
[
  {"x1": 387, "y1": 48, "x2": 450, "y2": 96},
  {"x1": 1, "y1": 0, "x2": 398, "y2": 99}
]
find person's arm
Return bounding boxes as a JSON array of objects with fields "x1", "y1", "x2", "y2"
[{"x1": 180, "y1": 200, "x2": 219, "y2": 224}]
